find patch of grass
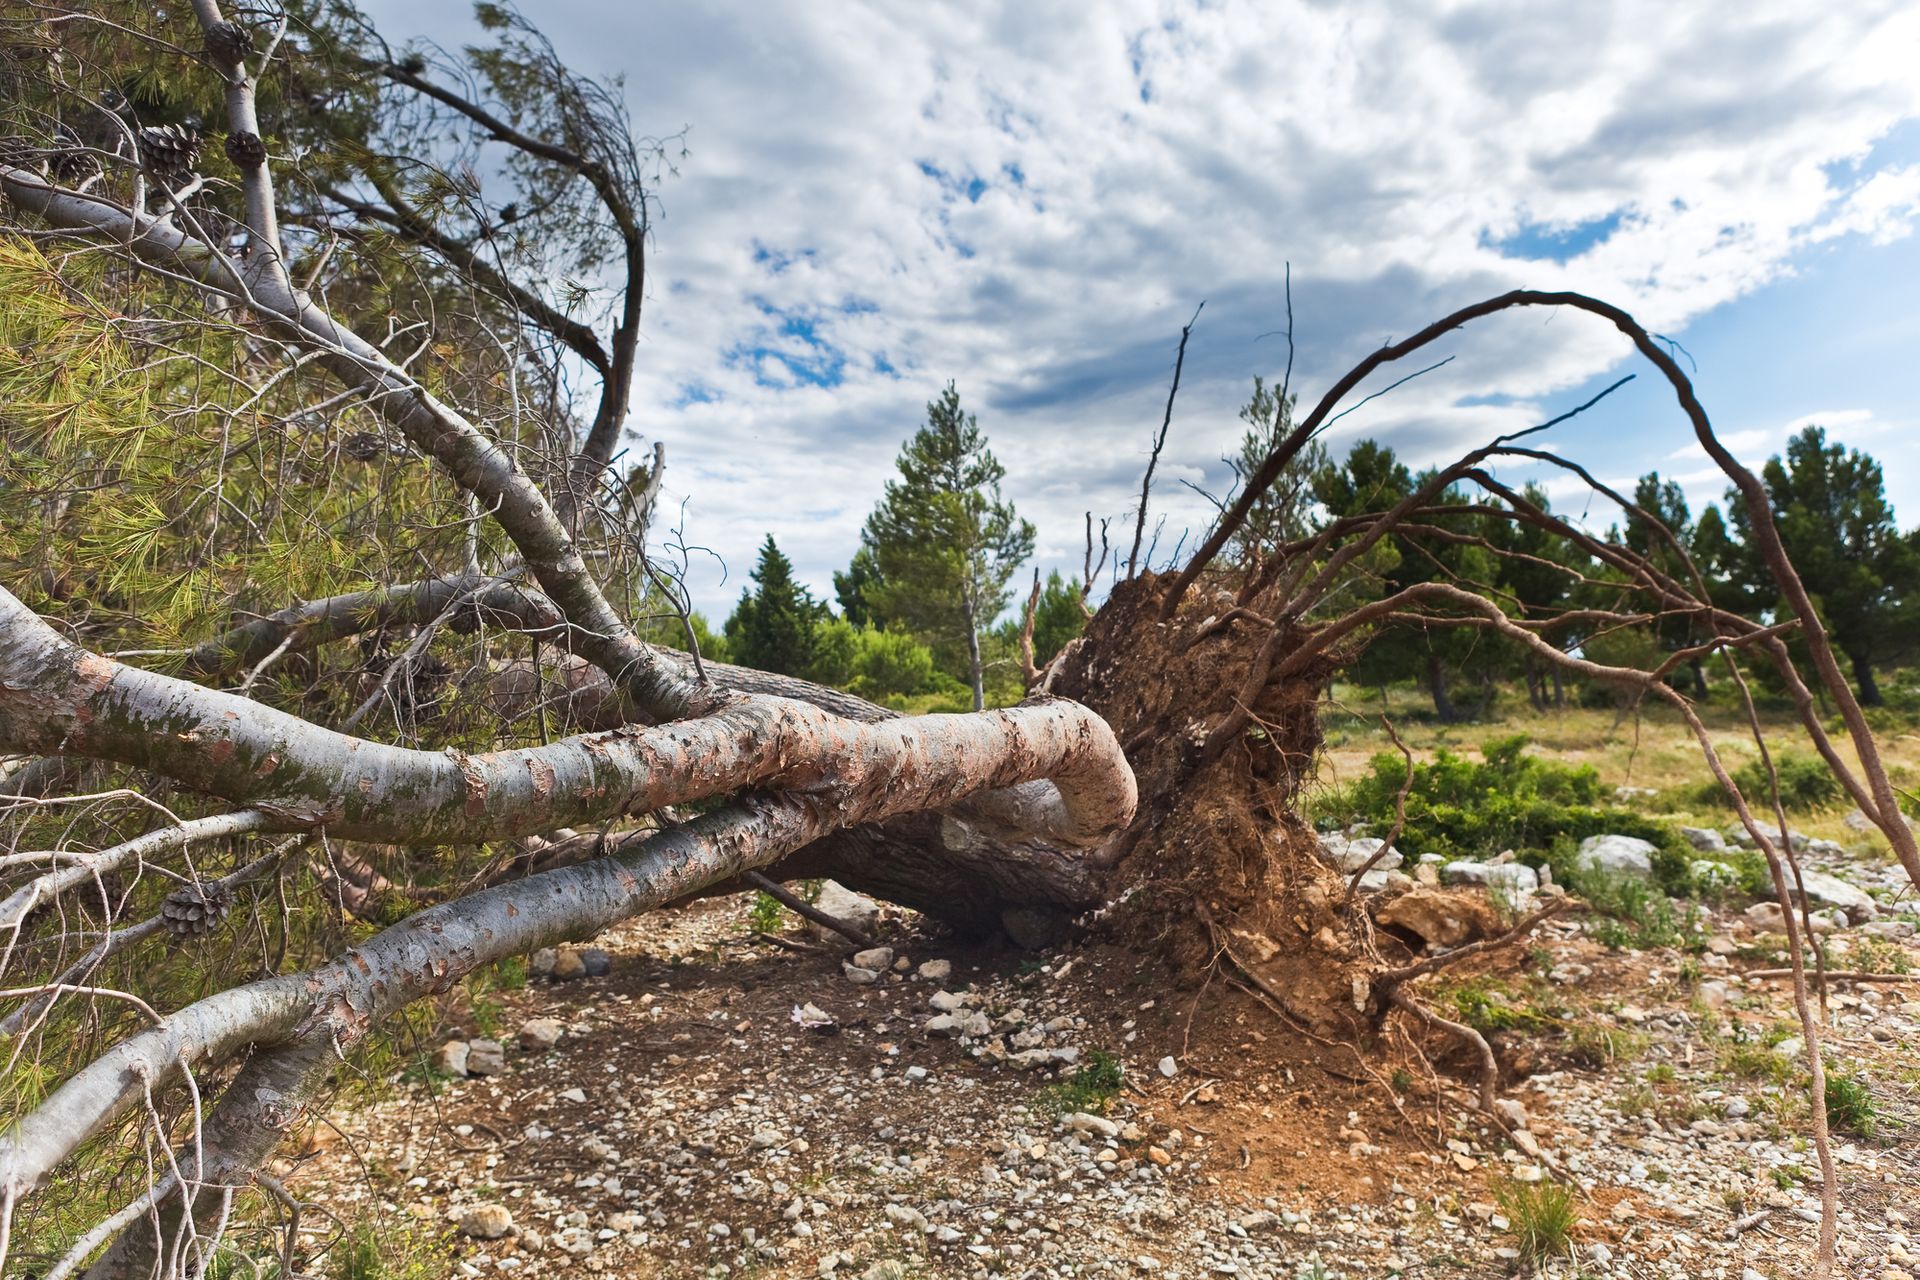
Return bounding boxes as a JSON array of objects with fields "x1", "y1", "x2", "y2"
[
  {"x1": 329, "y1": 1218, "x2": 452, "y2": 1280},
  {"x1": 1825, "y1": 1073, "x2": 1877, "y2": 1138},
  {"x1": 1564, "y1": 1021, "x2": 1648, "y2": 1069},
  {"x1": 1038, "y1": 1050, "x2": 1124, "y2": 1115},
  {"x1": 748, "y1": 890, "x2": 784, "y2": 934},
  {"x1": 1435, "y1": 976, "x2": 1556, "y2": 1036},
  {"x1": 1492, "y1": 1176, "x2": 1578, "y2": 1264},
  {"x1": 1561, "y1": 862, "x2": 1700, "y2": 951}
]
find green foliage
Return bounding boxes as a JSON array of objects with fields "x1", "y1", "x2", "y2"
[
  {"x1": 1561, "y1": 862, "x2": 1699, "y2": 950},
  {"x1": 725, "y1": 535, "x2": 826, "y2": 675},
  {"x1": 1038, "y1": 1050, "x2": 1124, "y2": 1115},
  {"x1": 1695, "y1": 752, "x2": 1846, "y2": 813},
  {"x1": 1492, "y1": 1177, "x2": 1578, "y2": 1264},
  {"x1": 851, "y1": 382, "x2": 1035, "y2": 706},
  {"x1": 1435, "y1": 976, "x2": 1555, "y2": 1035},
  {"x1": 1224, "y1": 377, "x2": 1326, "y2": 567},
  {"x1": 1027, "y1": 570, "x2": 1087, "y2": 666},
  {"x1": 1722, "y1": 426, "x2": 1920, "y2": 706},
  {"x1": 749, "y1": 891, "x2": 785, "y2": 934},
  {"x1": 329, "y1": 1218, "x2": 452, "y2": 1280},
  {"x1": 1824, "y1": 1073, "x2": 1877, "y2": 1138},
  {"x1": 1324, "y1": 735, "x2": 1694, "y2": 889},
  {"x1": 806, "y1": 618, "x2": 941, "y2": 700}
]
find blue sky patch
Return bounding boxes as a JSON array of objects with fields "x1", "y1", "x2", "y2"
[
  {"x1": 725, "y1": 301, "x2": 849, "y2": 389},
  {"x1": 1483, "y1": 208, "x2": 1627, "y2": 263}
]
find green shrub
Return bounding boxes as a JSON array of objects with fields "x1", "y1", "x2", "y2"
[
  {"x1": 1825, "y1": 1073, "x2": 1877, "y2": 1138},
  {"x1": 1321, "y1": 734, "x2": 1695, "y2": 892},
  {"x1": 1696, "y1": 753, "x2": 1844, "y2": 812},
  {"x1": 1039, "y1": 1050, "x2": 1124, "y2": 1115}
]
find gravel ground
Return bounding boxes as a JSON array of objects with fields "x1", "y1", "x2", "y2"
[{"x1": 292, "y1": 849, "x2": 1919, "y2": 1280}]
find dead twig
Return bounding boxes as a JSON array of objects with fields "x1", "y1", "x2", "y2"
[
  {"x1": 744, "y1": 870, "x2": 873, "y2": 949},
  {"x1": 1128, "y1": 301, "x2": 1203, "y2": 579}
]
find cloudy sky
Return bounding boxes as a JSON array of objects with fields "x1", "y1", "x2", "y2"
[{"x1": 368, "y1": 0, "x2": 1920, "y2": 621}]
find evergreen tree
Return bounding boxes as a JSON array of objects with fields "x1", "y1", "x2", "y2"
[
  {"x1": 1029, "y1": 571, "x2": 1087, "y2": 666},
  {"x1": 1628, "y1": 472, "x2": 1708, "y2": 696},
  {"x1": 833, "y1": 545, "x2": 882, "y2": 628},
  {"x1": 1312, "y1": 440, "x2": 1498, "y2": 721},
  {"x1": 1225, "y1": 377, "x2": 1327, "y2": 567},
  {"x1": 724, "y1": 535, "x2": 822, "y2": 676},
  {"x1": 856, "y1": 383, "x2": 1036, "y2": 710},
  {"x1": 1724, "y1": 426, "x2": 1920, "y2": 706},
  {"x1": 1489, "y1": 483, "x2": 1581, "y2": 710}
]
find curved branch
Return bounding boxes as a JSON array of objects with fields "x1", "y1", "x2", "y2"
[{"x1": 0, "y1": 586, "x2": 1134, "y2": 848}]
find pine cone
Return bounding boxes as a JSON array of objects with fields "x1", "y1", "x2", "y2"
[
  {"x1": 161, "y1": 882, "x2": 232, "y2": 940},
  {"x1": 135, "y1": 124, "x2": 202, "y2": 183},
  {"x1": 41, "y1": 124, "x2": 101, "y2": 185},
  {"x1": 204, "y1": 19, "x2": 255, "y2": 64},
  {"x1": 224, "y1": 130, "x2": 266, "y2": 168},
  {"x1": 341, "y1": 431, "x2": 386, "y2": 461}
]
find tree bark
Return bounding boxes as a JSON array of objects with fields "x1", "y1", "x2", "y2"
[
  {"x1": 963, "y1": 588, "x2": 986, "y2": 712},
  {"x1": 1850, "y1": 650, "x2": 1884, "y2": 707},
  {"x1": 1426, "y1": 652, "x2": 1458, "y2": 722}
]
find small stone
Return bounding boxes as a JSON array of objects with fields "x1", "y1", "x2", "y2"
[
  {"x1": 843, "y1": 964, "x2": 882, "y2": 985},
  {"x1": 905, "y1": 1065, "x2": 928, "y2": 1081},
  {"x1": 917, "y1": 958, "x2": 953, "y2": 983},
  {"x1": 1068, "y1": 1112, "x2": 1121, "y2": 1140},
  {"x1": 433, "y1": 1039, "x2": 470, "y2": 1077},
  {"x1": 517, "y1": 1018, "x2": 564, "y2": 1051},
  {"x1": 928, "y1": 990, "x2": 969, "y2": 1013},
  {"x1": 1492, "y1": 1098, "x2": 1530, "y2": 1131},
  {"x1": 549, "y1": 948, "x2": 587, "y2": 981},
  {"x1": 557, "y1": 1086, "x2": 587, "y2": 1103},
  {"x1": 465, "y1": 1039, "x2": 505, "y2": 1076},
  {"x1": 580, "y1": 947, "x2": 612, "y2": 977},
  {"x1": 750, "y1": 1128, "x2": 784, "y2": 1150},
  {"x1": 528, "y1": 948, "x2": 557, "y2": 977},
  {"x1": 851, "y1": 946, "x2": 895, "y2": 971},
  {"x1": 1724, "y1": 1096, "x2": 1751, "y2": 1119},
  {"x1": 883, "y1": 1203, "x2": 927, "y2": 1232},
  {"x1": 1146, "y1": 1146, "x2": 1172, "y2": 1166},
  {"x1": 457, "y1": 1204, "x2": 514, "y2": 1239},
  {"x1": 1158, "y1": 1056, "x2": 1178, "y2": 1078}
]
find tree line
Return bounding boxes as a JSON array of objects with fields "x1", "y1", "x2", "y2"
[{"x1": 716, "y1": 379, "x2": 1919, "y2": 720}]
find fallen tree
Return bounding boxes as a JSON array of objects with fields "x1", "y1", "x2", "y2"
[{"x1": 0, "y1": 6, "x2": 1913, "y2": 1278}]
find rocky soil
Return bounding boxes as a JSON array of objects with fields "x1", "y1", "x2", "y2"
[{"x1": 289, "y1": 837, "x2": 1919, "y2": 1280}]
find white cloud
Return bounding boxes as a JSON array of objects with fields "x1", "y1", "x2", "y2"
[{"x1": 365, "y1": 0, "x2": 1920, "y2": 618}]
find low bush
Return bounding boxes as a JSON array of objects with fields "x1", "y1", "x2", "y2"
[
  {"x1": 1321, "y1": 734, "x2": 1696, "y2": 892},
  {"x1": 1694, "y1": 752, "x2": 1844, "y2": 812}
]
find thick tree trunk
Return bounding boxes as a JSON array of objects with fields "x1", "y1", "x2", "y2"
[
  {"x1": 1525, "y1": 654, "x2": 1546, "y2": 711},
  {"x1": 1426, "y1": 652, "x2": 1458, "y2": 722},
  {"x1": 1690, "y1": 656, "x2": 1709, "y2": 699},
  {"x1": 1850, "y1": 650, "x2": 1884, "y2": 707}
]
